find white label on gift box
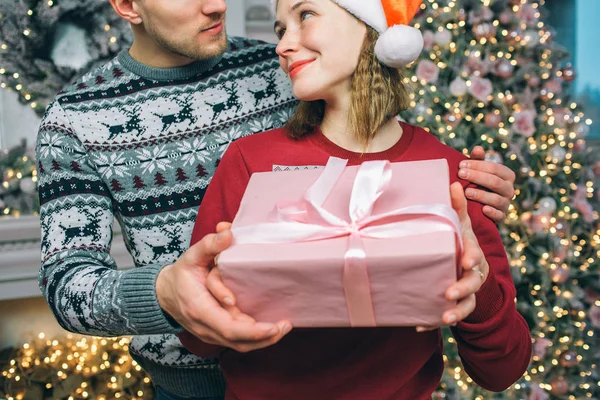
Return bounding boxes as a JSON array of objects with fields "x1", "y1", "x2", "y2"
[{"x1": 272, "y1": 164, "x2": 324, "y2": 172}]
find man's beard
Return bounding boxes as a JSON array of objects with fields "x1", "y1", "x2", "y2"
[{"x1": 148, "y1": 23, "x2": 228, "y2": 61}]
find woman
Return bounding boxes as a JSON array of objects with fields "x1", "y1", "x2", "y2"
[{"x1": 179, "y1": 0, "x2": 532, "y2": 398}]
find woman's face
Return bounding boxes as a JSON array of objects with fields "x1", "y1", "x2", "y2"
[{"x1": 274, "y1": 0, "x2": 366, "y2": 103}]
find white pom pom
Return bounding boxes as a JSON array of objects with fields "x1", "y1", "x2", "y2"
[{"x1": 374, "y1": 25, "x2": 424, "y2": 68}]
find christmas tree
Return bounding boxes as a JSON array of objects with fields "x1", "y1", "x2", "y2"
[{"x1": 401, "y1": 0, "x2": 600, "y2": 398}]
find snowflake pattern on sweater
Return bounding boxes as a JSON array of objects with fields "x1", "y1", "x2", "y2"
[{"x1": 37, "y1": 37, "x2": 297, "y2": 376}]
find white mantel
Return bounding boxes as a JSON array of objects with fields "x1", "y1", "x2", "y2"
[{"x1": 0, "y1": 215, "x2": 134, "y2": 301}]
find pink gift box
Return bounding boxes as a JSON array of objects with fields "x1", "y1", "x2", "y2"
[{"x1": 218, "y1": 158, "x2": 460, "y2": 328}]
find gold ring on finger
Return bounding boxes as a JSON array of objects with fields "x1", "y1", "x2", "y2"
[{"x1": 472, "y1": 267, "x2": 485, "y2": 282}]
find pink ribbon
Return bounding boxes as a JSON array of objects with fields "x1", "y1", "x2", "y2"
[{"x1": 232, "y1": 157, "x2": 462, "y2": 326}]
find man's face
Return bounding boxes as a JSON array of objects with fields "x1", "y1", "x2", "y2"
[{"x1": 135, "y1": 0, "x2": 229, "y2": 61}]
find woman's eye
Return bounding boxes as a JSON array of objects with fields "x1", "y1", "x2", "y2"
[
  {"x1": 300, "y1": 11, "x2": 314, "y2": 21},
  {"x1": 276, "y1": 29, "x2": 286, "y2": 39}
]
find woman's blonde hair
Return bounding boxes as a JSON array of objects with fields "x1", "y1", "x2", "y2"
[{"x1": 286, "y1": 26, "x2": 412, "y2": 144}]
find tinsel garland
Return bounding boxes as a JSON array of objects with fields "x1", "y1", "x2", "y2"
[{"x1": 0, "y1": 334, "x2": 154, "y2": 400}]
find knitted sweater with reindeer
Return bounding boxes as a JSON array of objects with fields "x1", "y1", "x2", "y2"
[{"x1": 36, "y1": 37, "x2": 297, "y2": 398}]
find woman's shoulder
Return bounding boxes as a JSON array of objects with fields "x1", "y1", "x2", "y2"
[
  {"x1": 234, "y1": 126, "x2": 294, "y2": 148},
  {"x1": 405, "y1": 123, "x2": 468, "y2": 166}
]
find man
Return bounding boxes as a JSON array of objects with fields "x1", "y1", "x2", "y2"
[{"x1": 36, "y1": 0, "x2": 516, "y2": 399}]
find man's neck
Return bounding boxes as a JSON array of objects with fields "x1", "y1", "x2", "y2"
[{"x1": 128, "y1": 38, "x2": 196, "y2": 69}]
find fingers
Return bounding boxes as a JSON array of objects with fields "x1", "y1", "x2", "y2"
[
  {"x1": 206, "y1": 267, "x2": 236, "y2": 307},
  {"x1": 443, "y1": 294, "x2": 476, "y2": 325},
  {"x1": 450, "y1": 182, "x2": 469, "y2": 223},
  {"x1": 216, "y1": 221, "x2": 232, "y2": 233},
  {"x1": 465, "y1": 187, "x2": 510, "y2": 214},
  {"x1": 459, "y1": 161, "x2": 516, "y2": 202},
  {"x1": 199, "y1": 267, "x2": 293, "y2": 352},
  {"x1": 186, "y1": 228, "x2": 233, "y2": 268},
  {"x1": 459, "y1": 168, "x2": 514, "y2": 200},
  {"x1": 460, "y1": 159, "x2": 516, "y2": 183},
  {"x1": 415, "y1": 325, "x2": 439, "y2": 333},
  {"x1": 482, "y1": 205, "x2": 507, "y2": 223},
  {"x1": 468, "y1": 145, "x2": 486, "y2": 161},
  {"x1": 194, "y1": 296, "x2": 286, "y2": 343}
]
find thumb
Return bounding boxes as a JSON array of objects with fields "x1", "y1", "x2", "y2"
[
  {"x1": 186, "y1": 229, "x2": 233, "y2": 269},
  {"x1": 450, "y1": 182, "x2": 469, "y2": 221},
  {"x1": 216, "y1": 221, "x2": 232, "y2": 233},
  {"x1": 469, "y1": 146, "x2": 485, "y2": 160}
]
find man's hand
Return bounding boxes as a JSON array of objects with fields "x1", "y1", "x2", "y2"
[
  {"x1": 460, "y1": 146, "x2": 516, "y2": 223},
  {"x1": 156, "y1": 222, "x2": 292, "y2": 353},
  {"x1": 416, "y1": 183, "x2": 489, "y2": 332}
]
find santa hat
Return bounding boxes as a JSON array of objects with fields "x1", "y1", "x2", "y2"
[{"x1": 272, "y1": 0, "x2": 424, "y2": 68}]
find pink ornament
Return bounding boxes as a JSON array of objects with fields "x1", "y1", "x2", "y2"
[
  {"x1": 449, "y1": 77, "x2": 468, "y2": 97},
  {"x1": 530, "y1": 212, "x2": 551, "y2": 233},
  {"x1": 528, "y1": 384, "x2": 549, "y2": 400},
  {"x1": 544, "y1": 78, "x2": 563, "y2": 95},
  {"x1": 590, "y1": 304, "x2": 600, "y2": 328},
  {"x1": 523, "y1": 30, "x2": 541, "y2": 48},
  {"x1": 416, "y1": 60, "x2": 440, "y2": 84},
  {"x1": 552, "y1": 245, "x2": 568, "y2": 263},
  {"x1": 517, "y1": 3, "x2": 539, "y2": 26},
  {"x1": 503, "y1": 90, "x2": 517, "y2": 106},
  {"x1": 585, "y1": 288, "x2": 600, "y2": 304},
  {"x1": 562, "y1": 64, "x2": 576, "y2": 82},
  {"x1": 443, "y1": 112, "x2": 462, "y2": 128},
  {"x1": 423, "y1": 30, "x2": 435, "y2": 50},
  {"x1": 573, "y1": 186, "x2": 595, "y2": 223},
  {"x1": 468, "y1": 76, "x2": 493, "y2": 103},
  {"x1": 574, "y1": 139, "x2": 586, "y2": 152},
  {"x1": 499, "y1": 10, "x2": 513, "y2": 25},
  {"x1": 593, "y1": 161, "x2": 600, "y2": 177},
  {"x1": 484, "y1": 112, "x2": 502, "y2": 128},
  {"x1": 472, "y1": 22, "x2": 496, "y2": 41},
  {"x1": 550, "y1": 378, "x2": 568, "y2": 395},
  {"x1": 527, "y1": 75, "x2": 541, "y2": 87},
  {"x1": 553, "y1": 219, "x2": 569, "y2": 238},
  {"x1": 468, "y1": 7, "x2": 493, "y2": 25},
  {"x1": 550, "y1": 266, "x2": 570, "y2": 284},
  {"x1": 522, "y1": 200, "x2": 533, "y2": 210},
  {"x1": 551, "y1": 107, "x2": 569, "y2": 127},
  {"x1": 532, "y1": 338, "x2": 551, "y2": 358},
  {"x1": 507, "y1": 27, "x2": 524, "y2": 44},
  {"x1": 512, "y1": 110, "x2": 537, "y2": 137},
  {"x1": 465, "y1": 56, "x2": 484, "y2": 75},
  {"x1": 434, "y1": 29, "x2": 452, "y2": 46},
  {"x1": 560, "y1": 350, "x2": 578, "y2": 367},
  {"x1": 496, "y1": 60, "x2": 514, "y2": 78}
]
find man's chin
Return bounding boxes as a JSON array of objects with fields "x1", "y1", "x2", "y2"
[{"x1": 199, "y1": 33, "x2": 228, "y2": 58}]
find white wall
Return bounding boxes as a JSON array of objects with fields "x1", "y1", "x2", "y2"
[
  {"x1": 0, "y1": 297, "x2": 66, "y2": 348},
  {"x1": 0, "y1": 89, "x2": 41, "y2": 150},
  {"x1": 226, "y1": 0, "x2": 246, "y2": 37}
]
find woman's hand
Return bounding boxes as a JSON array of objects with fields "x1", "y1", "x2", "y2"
[
  {"x1": 416, "y1": 182, "x2": 489, "y2": 332},
  {"x1": 461, "y1": 146, "x2": 516, "y2": 223}
]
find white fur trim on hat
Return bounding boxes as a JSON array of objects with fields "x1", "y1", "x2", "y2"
[{"x1": 374, "y1": 25, "x2": 424, "y2": 67}]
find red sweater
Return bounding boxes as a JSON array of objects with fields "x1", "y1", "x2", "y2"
[{"x1": 180, "y1": 122, "x2": 532, "y2": 400}]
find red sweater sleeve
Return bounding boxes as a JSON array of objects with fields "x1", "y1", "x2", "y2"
[
  {"x1": 178, "y1": 142, "x2": 252, "y2": 357},
  {"x1": 451, "y1": 184, "x2": 532, "y2": 392}
]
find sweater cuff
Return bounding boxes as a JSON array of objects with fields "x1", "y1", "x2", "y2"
[
  {"x1": 120, "y1": 265, "x2": 184, "y2": 335},
  {"x1": 462, "y1": 271, "x2": 504, "y2": 324}
]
